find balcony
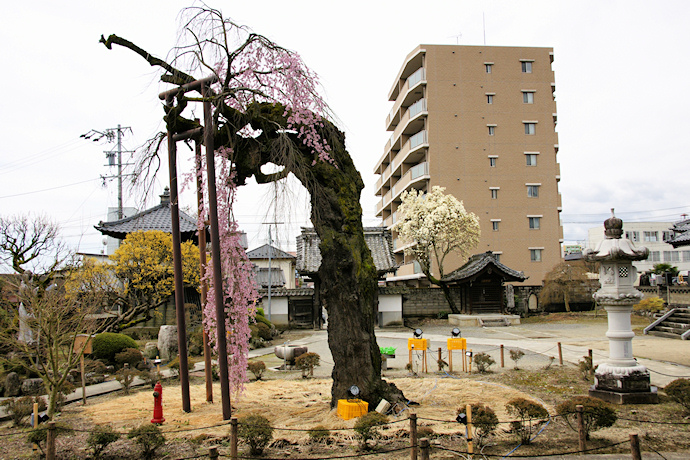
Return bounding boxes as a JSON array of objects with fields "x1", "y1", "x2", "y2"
[{"x1": 386, "y1": 68, "x2": 426, "y2": 131}]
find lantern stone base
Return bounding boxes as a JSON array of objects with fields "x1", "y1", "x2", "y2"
[{"x1": 589, "y1": 363, "x2": 658, "y2": 404}]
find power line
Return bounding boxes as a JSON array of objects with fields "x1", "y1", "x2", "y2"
[{"x1": 0, "y1": 178, "x2": 99, "y2": 199}]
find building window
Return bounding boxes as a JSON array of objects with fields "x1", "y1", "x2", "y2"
[
  {"x1": 489, "y1": 157, "x2": 496, "y2": 167},
  {"x1": 521, "y1": 61, "x2": 533, "y2": 73},
  {"x1": 683, "y1": 250, "x2": 690, "y2": 261},
  {"x1": 529, "y1": 217, "x2": 541, "y2": 229},
  {"x1": 487, "y1": 94, "x2": 494, "y2": 104},
  {"x1": 485, "y1": 64, "x2": 493, "y2": 73},
  {"x1": 491, "y1": 189, "x2": 498, "y2": 199},
  {"x1": 527, "y1": 185, "x2": 539, "y2": 198},
  {"x1": 530, "y1": 249, "x2": 542, "y2": 262},
  {"x1": 492, "y1": 221, "x2": 500, "y2": 231},
  {"x1": 525, "y1": 154, "x2": 537, "y2": 166},
  {"x1": 523, "y1": 91, "x2": 534, "y2": 104},
  {"x1": 488, "y1": 126, "x2": 495, "y2": 136},
  {"x1": 625, "y1": 231, "x2": 640, "y2": 242},
  {"x1": 663, "y1": 231, "x2": 673, "y2": 242},
  {"x1": 664, "y1": 251, "x2": 680, "y2": 262},
  {"x1": 644, "y1": 231, "x2": 659, "y2": 242},
  {"x1": 524, "y1": 123, "x2": 536, "y2": 135},
  {"x1": 649, "y1": 251, "x2": 660, "y2": 262}
]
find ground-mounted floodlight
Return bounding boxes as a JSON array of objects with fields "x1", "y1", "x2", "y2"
[
  {"x1": 451, "y1": 328, "x2": 461, "y2": 338},
  {"x1": 456, "y1": 412, "x2": 467, "y2": 425},
  {"x1": 413, "y1": 328, "x2": 423, "y2": 338},
  {"x1": 347, "y1": 385, "x2": 360, "y2": 400},
  {"x1": 465, "y1": 351, "x2": 473, "y2": 358}
]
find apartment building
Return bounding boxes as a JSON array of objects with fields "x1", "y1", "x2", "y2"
[
  {"x1": 588, "y1": 222, "x2": 690, "y2": 275},
  {"x1": 375, "y1": 45, "x2": 563, "y2": 284}
]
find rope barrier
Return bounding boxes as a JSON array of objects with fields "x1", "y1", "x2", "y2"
[
  {"x1": 215, "y1": 444, "x2": 411, "y2": 459},
  {"x1": 435, "y1": 439, "x2": 629, "y2": 458}
]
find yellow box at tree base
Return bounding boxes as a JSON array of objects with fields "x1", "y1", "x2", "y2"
[
  {"x1": 337, "y1": 399, "x2": 368, "y2": 420},
  {"x1": 407, "y1": 338, "x2": 428, "y2": 351},
  {"x1": 447, "y1": 338, "x2": 467, "y2": 350}
]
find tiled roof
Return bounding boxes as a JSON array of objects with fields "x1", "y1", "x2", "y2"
[
  {"x1": 95, "y1": 188, "x2": 199, "y2": 242},
  {"x1": 296, "y1": 227, "x2": 398, "y2": 276},
  {"x1": 668, "y1": 219, "x2": 690, "y2": 248},
  {"x1": 247, "y1": 244, "x2": 296, "y2": 260},
  {"x1": 257, "y1": 287, "x2": 315, "y2": 297},
  {"x1": 442, "y1": 251, "x2": 527, "y2": 283},
  {"x1": 253, "y1": 266, "x2": 286, "y2": 288}
]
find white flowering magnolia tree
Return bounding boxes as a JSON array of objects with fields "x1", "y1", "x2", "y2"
[{"x1": 393, "y1": 186, "x2": 480, "y2": 313}]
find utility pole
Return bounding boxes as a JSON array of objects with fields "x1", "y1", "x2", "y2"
[
  {"x1": 81, "y1": 124, "x2": 133, "y2": 219},
  {"x1": 265, "y1": 222, "x2": 283, "y2": 322}
]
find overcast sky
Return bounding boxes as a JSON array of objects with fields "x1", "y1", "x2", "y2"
[{"x1": 1, "y1": 1, "x2": 688, "y2": 266}]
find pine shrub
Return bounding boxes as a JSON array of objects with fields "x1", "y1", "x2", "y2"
[
  {"x1": 115, "y1": 348, "x2": 144, "y2": 369},
  {"x1": 353, "y1": 411, "x2": 388, "y2": 445},
  {"x1": 473, "y1": 352, "x2": 495, "y2": 373},
  {"x1": 238, "y1": 414, "x2": 273, "y2": 455},
  {"x1": 457, "y1": 404, "x2": 498, "y2": 446},
  {"x1": 506, "y1": 397, "x2": 549, "y2": 444},
  {"x1": 665, "y1": 378, "x2": 690, "y2": 413},
  {"x1": 248, "y1": 360, "x2": 266, "y2": 380},
  {"x1": 128, "y1": 423, "x2": 165, "y2": 460},
  {"x1": 295, "y1": 352, "x2": 320, "y2": 378},
  {"x1": 92, "y1": 333, "x2": 138, "y2": 364},
  {"x1": 555, "y1": 395, "x2": 617, "y2": 440},
  {"x1": 88, "y1": 425, "x2": 120, "y2": 458}
]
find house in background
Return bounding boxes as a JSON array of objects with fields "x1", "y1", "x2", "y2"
[
  {"x1": 296, "y1": 227, "x2": 399, "y2": 327},
  {"x1": 247, "y1": 244, "x2": 297, "y2": 290}
]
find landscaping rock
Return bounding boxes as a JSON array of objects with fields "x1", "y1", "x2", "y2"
[
  {"x1": 158, "y1": 325, "x2": 178, "y2": 361},
  {"x1": 21, "y1": 378, "x2": 45, "y2": 396},
  {"x1": 144, "y1": 342, "x2": 159, "y2": 359},
  {"x1": 5, "y1": 372, "x2": 21, "y2": 397}
]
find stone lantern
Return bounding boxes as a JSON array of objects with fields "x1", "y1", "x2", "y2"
[{"x1": 583, "y1": 209, "x2": 658, "y2": 404}]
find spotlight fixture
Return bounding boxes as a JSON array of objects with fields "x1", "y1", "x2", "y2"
[
  {"x1": 347, "y1": 385, "x2": 360, "y2": 399},
  {"x1": 413, "y1": 328, "x2": 423, "y2": 338},
  {"x1": 455, "y1": 412, "x2": 467, "y2": 425},
  {"x1": 451, "y1": 328, "x2": 461, "y2": 338},
  {"x1": 465, "y1": 351, "x2": 473, "y2": 358}
]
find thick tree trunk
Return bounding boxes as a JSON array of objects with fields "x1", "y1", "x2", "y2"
[
  {"x1": 287, "y1": 129, "x2": 404, "y2": 408},
  {"x1": 439, "y1": 283, "x2": 461, "y2": 314}
]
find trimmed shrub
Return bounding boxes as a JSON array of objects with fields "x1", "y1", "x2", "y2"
[
  {"x1": 509, "y1": 349, "x2": 525, "y2": 370},
  {"x1": 115, "y1": 348, "x2": 144, "y2": 369},
  {"x1": 115, "y1": 367, "x2": 140, "y2": 395},
  {"x1": 128, "y1": 423, "x2": 165, "y2": 460},
  {"x1": 92, "y1": 333, "x2": 138, "y2": 364},
  {"x1": 308, "y1": 425, "x2": 331, "y2": 443},
  {"x1": 238, "y1": 414, "x2": 273, "y2": 455},
  {"x1": 473, "y1": 352, "x2": 495, "y2": 374},
  {"x1": 88, "y1": 425, "x2": 120, "y2": 458},
  {"x1": 457, "y1": 404, "x2": 498, "y2": 447},
  {"x1": 633, "y1": 297, "x2": 665, "y2": 314},
  {"x1": 665, "y1": 378, "x2": 690, "y2": 413},
  {"x1": 295, "y1": 352, "x2": 320, "y2": 378},
  {"x1": 353, "y1": 411, "x2": 388, "y2": 445},
  {"x1": 188, "y1": 326, "x2": 204, "y2": 356},
  {"x1": 579, "y1": 355, "x2": 593, "y2": 381},
  {"x1": 556, "y1": 396, "x2": 617, "y2": 440},
  {"x1": 506, "y1": 397, "x2": 549, "y2": 444},
  {"x1": 1, "y1": 396, "x2": 46, "y2": 427},
  {"x1": 27, "y1": 423, "x2": 72, "y2": 456},
  {"x1": 167, "y1": 356, "x2": 194, "y2": 378},
  {"x1": 248, "y1": 361, "x2": 266, "y2": 380}
]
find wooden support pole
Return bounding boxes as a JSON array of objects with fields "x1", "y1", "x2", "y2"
[
  {"x1": 166, "y1": 102, "x2": 191, "y2": 413},
  {"x1": 209, "y1": 446, "x2": 219, "y2": 459},
  {"x1": 466, "y1": 404, "x2": 474, "y2": 458},
  {"x1": 230, "y1": 417, "x2": 238, "y2": 459},
  {"x1": 195, "y1": 136, "x2": 213, "y2": 404},
  {"x1": 500, "y1": 344, "x2": 505, "y2": 368},
  {"x1": 588, "y1": 349, "x2": 594, "y2": 376},
  {"x1": 410, "y1": 412, "x2": 418, "y2": 460},
  {"x1": 577, "y1": 404, "x2": 586, "y2": 453},
  {"x1": 630, "y1": 433, "x2": 642, "y2": 460},
  {"x1": 80, "y1": 353, "x2": 87, "y2": 405},
  {"x1": 419, "y1": 438, "x2": 430, "y2": 460},
  {"x1": 438, "y1": 347, "x2": 442, "y2": 371},
  {"x1": 46, "y1": 421, "x2": 56, "y2": 460},
  {"x1": 558, "y1": 342, "x2": 563, "y2": 366},
  {"x1": 449, "y1": 350, "x2": 453, "y2": 373}
]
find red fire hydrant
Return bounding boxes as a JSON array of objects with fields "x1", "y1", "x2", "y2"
[{"x1": 151, "y1": 382, "x2": 165, "y2": 424}]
